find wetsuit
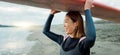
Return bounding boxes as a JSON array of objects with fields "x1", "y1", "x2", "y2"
[{"x1": 43, "y1": 9, "x2": 96, "y2": 55}]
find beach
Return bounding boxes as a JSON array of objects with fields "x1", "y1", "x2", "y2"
[
  {"x1": 26, "y1": 20, "x2": 120, "y2": 55},
  {"x1": 0, "y1": 0, "x2": 120, "y2": 55}
]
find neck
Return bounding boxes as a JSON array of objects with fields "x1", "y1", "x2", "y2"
[
  {"x1": 69, "y1": 35, "x2": 74, "y2": 38},
  {"x1": 69, "y1": 32, "x2": 84, "y2": 38},
  {"x1": 69, "y1": 34, "x2": 81, "y2": 39}
]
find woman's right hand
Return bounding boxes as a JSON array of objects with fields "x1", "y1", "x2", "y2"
[
  {"x1": 84, "y1": 0, "x2": 94, "y2": 10},
  {"x1": 51, "y1": 9, "x2": 61, "y2": 14}
]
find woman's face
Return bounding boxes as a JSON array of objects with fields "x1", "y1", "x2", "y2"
[{"x1": 64, "y1": 16, "x2": 77, "y2": 35}]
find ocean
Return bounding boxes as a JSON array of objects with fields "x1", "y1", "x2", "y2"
[{"x1": 0, "y1": 27, "x2": 36, "y2": 55}]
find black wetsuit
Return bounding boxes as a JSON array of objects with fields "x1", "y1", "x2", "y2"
[{"x1": 43, "y1": 9, "x2": 96, "y2": 55}]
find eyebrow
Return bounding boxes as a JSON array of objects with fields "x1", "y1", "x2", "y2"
[{"x1": 65, "y1": 18, "x2": 69, "y2": 20}]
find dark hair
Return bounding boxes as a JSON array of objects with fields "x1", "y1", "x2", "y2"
[{"x1": 66, "y1": 11, "x2": 85, "y2": 38}]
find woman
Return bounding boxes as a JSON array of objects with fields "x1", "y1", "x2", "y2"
[{"x1": 43, "y1": 0, "x2": 96, "y2": 55}]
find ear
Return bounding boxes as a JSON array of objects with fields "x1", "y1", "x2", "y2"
[{"x1": 74, "y1": 21, "x2": 79, "y2": 27}]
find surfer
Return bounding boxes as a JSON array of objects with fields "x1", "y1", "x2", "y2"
[{"x1": 43, "y1": 0, "x2": 96, "y2": 55}]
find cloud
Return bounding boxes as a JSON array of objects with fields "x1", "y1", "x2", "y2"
[
  {"x1": 26, "y1": 7, "x2": 50, "y2": 14},
  {"x1": 0, "y1": 1, "x2": 50, "y2": 15},
  {"x1": 0, "y1": 2, "x2": 52, "y2": 25},
  {"x1": 0, "y1": 7, "x2": 23, "y2": 12},
  {"x1": 95, "y1": 0, "x2": 120, "y2": 9}
]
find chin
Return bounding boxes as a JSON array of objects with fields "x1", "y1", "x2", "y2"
[
  {"x1": 66, "y1": 32, "x2": 70, "y2": 35},
  {"x1": 65, "y1": 32, "x2": 68, "y2": 34}
]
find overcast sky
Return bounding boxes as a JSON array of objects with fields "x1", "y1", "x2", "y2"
[{"x1": 0, "y1": 0, "x2": 120, "y2": 25}]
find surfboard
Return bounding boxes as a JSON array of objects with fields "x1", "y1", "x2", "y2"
[{"x1": 0, "y1": 0, "x2": 120, "y2": 22}]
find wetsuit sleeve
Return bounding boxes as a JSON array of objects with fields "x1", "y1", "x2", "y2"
[
  {"x1": 80, "y1": 9, "x2": 96, "y2": 48},
  {"x1": 43, "y1": 14, "x2": 63, "y2": 45}
]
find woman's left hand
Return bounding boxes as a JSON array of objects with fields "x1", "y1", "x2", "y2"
[{"x1": 84, "y1": 0, "x2": 94, "y2": 10}]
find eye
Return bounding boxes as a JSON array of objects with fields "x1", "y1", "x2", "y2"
[
  {"x1": 64, "y1": 20, "x2": 68, "y2": 23},
  {"x1": 64, "y1": 21, "x2": 67, "y2": 23}
]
